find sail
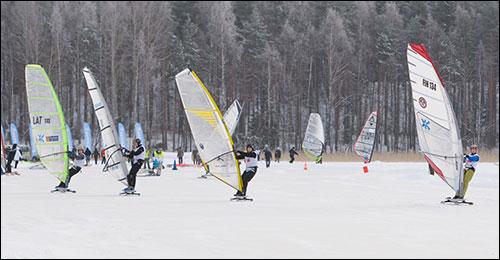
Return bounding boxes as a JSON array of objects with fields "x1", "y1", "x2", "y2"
[
  {"x1": 175, "y1": 68, "x2": 243, "y2": 191},
  {"x1": 354, "y1": 112, "x2": 378, "y2": 163},
  {"x1": 25, "y1": 64, "x2": 69, "y2": 182},
  {"x1": 9, "y1": 123, "x2": 19, "y2": 145},
  {"x1": 407, "y1": 43, "x2": 463, "y2": 194},
  {"x1": 302, "y1": 113, "x2": 325, "y2": 160},
  {"x1": 118, "y1": 123, "x2": 129, "y2": 150},
  {"x1": 66, "y1": 123, "x2": 74, "y2": 152},
  {"x1": 83, "y1": 67, "x2": 128, "y2": 185},
  {"x1": 134, "y1": 122, "x2": 145, "y2": 145},
  {"x1": 83, "y1": 122, "x2": 92, "y2": 150},
  {"x1": 223, "y1": 100, "x2": 242, "y2": 136}
]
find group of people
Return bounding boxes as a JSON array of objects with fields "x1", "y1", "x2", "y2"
[
  {"x1": 143, "y1": 147, "x2": 165, "y2": 176},
  {"x1": 256, "y1": 145, "x2": 300, "y2": 168}
]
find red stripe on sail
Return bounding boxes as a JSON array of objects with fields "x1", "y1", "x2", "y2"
[
  {"x1": 424, "y1": 154, "x2": 446, "y2": 182},
  {"x1": 409, "y1": 43, "x2": 446, "y2": 88}
]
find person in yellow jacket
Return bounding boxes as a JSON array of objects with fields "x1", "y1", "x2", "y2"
[
  {"x1": 153, "y1": 148, "x2": 165, "y2": 175},
  {"x1": 143, "y1": 148, "x2": 151, "y2": 170}
]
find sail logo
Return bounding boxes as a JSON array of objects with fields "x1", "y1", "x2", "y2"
[
  {"x1": 37, "y1": 134, "x2": 45, "y2": 143},
  {"x1": 418, "y1": 97, "x2": 427, "y2": 108},
  {"x1": 421, "y1": 119, "x2": 430, "y2": 130}
]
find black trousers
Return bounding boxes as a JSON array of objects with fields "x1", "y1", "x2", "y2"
[
  {"x1": 178, "y1": 157, "x2": 183, "y2": 164},
  {"x1": 5, "y1": 159, "x2": 13, "y2": 173},
  {"x1": 143, "y1": 158, "x2": 150, "y2": 169},
  {"x1": 265, "y1": 159, "x2": 271, "y2": 168},
  {"x1": 58, "y1": 166, "x2": 82, "y2": 188},
  {"x1": 289, "y1": 156, "x2": 295, "y2": 163},
  {"x1": 14, "y1": 160, "x2": 19, "y2": 168},
  {"x1": 241, "y1": 167, "x2": 257, "y2": 195},
  {"x1": 101, "y1": 157, "x2": 106, "y2": 164},
  {"x1": 128, "y1": 160, "x2": 144, "y2": 188}
]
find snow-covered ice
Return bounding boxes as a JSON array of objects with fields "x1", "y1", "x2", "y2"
[{"x1": 2, "y1": 160, "x2": 499, "y2": 258}]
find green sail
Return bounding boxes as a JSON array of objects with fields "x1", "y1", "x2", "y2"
[{"x1": 25, "y1": 64, "x2": 69, "y2": 183}]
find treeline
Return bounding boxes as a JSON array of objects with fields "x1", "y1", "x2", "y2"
[{"x1": 1, "y1": 1, "x2": 498, "y2": 152}]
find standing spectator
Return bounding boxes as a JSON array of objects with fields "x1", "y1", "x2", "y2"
[
  {"x1": 93, "y1": 147, "x2": 99, "y2": 165},
  {"x1": 264, "y1": 145, "x2": 272, "y2": 168},
  {"x1": 176, "y1": 147, "x2": 184, "y2": 164},
  {"x1": 101, "y1": 147, "x2": 106, "y2": 165},
  {"x1": 289, "y1": 146, "x2": 299, "y2": 164},
  {"x1": 84, "y1": 147, "x2": 92, "y2": 166},
  {"x1": 274, "y1": 147, "x2": 281, "y2": 163}
]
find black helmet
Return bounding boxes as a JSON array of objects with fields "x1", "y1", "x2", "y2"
[{"x1": 135, "y1": 138, "x2": 142, "y2": 145}]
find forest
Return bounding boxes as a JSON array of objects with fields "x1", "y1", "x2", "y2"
[{"x1": 1, "y1": 1, "x2": 498, "y2": 153}]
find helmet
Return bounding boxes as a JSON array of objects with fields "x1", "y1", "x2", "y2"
[
  {"x1": 470, "y1": 144, "x2": 478, "y2": 149},
  {"x1": 135, "y1": 138, "x2": 141, "y2": 145}
]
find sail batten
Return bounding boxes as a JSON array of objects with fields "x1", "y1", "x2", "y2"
[
  {"x1": 407, "y1": 43, "x2": 463, "y2": 194},
  {"x1": 25, "y1": 64, "x2": 69, "y2": 182},
  {"x1": 83, "y1": 67, "x2": 128, "y2": 185},
  {"x1": 175, "y1": 68, "x2": 242, "y2": 191}
]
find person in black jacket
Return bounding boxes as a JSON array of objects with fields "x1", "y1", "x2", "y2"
[
  {"x1": 5, "y1": 144, "x2": 17, "y2": 173},
  {"x1": 93, "y1": 147, "x2": 99, "y2": 165},
  {"x1": 274, "y1": 147, "x2": 281, "y2": 163},
  {"x1": 122, "y1": 138, "x2": 145, "y2": 193},
  {"x1": 234, "y1": 144, "x2": 258, "y2": 197},
  {"x1": 264, "y1": 145, "x2": 272, "y2": 168},
  {"x1": 84, "y1": 148, "x2": 92, "y2": 166},
  {"x1": 289, "y1": 146, "x2": 299, "y2": 163}
]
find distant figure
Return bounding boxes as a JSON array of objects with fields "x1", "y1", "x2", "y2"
[
  {"x1": 274, "y1": 147, "x2": 281, "y2": 163},
  {"x1": 84, "y1": 147, "x2": 92, "y2": 166},
  {"x1": 264, "y1": 145, "x2": 272, "y2": 168},
  {"x1": 176, "y1": 147, "x2": 184, "y2": 164},
  {"x1": 289, "y1": 146, "x2": 299, "y2": 164},
  {"x1": 5, "y1": 144, "x2": 17, "y2": 173},
  {"x1": 316, "y1": 145, "x2": 324, "y2": 164},
  {"x1": 101, "y1": 148, "x2": 106, "y2": 165},
  {"x1": 153, "y1": 147, "x2": 164, "y2": 175},
  {"x1": 55, "y1": 146, "x2": 85, "y2": 191},
  {"x1": 143, "y1": 148, "x2": 151, "y2": 169},
  {"x1": 93, "y1": 147, "x2": 99, "y2": 165},
  {"x1": 192, "y1": 148, "x2": 199, "y2": 165},
  {"x1": 13, "y1": 144, "x2": 23, "y2": 168}
]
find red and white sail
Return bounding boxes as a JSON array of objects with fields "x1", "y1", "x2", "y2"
[{"x1": 407, "y1": 43, "x2": 463, "y2": 194}]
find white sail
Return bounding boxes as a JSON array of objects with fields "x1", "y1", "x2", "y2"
[
  {"x1": 223, "y1": 99, "x2": 242, "y2": 136},
  {"x1": 407, "y1": 43, "x2": 463, "y2": 194},
  {"x1": 354, "y1": 111, "x2": 378, "y2": 163},
  {"x1": 83, "y1": 67, "x2": 128, "y2": 185},
  {"x1": 25, "y1": 64, "x2": 69, "y2": 182},
  {"x1": 175, "y1": 68, "x2": 243, "y2": 192},
  {"x1": 302, "y1": 113, "x2": 325, "y2": 159}
]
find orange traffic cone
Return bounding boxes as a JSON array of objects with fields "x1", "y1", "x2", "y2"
[
  {"x1": 362, "y1": 162, "x2": 368, "y2": 174},
  {"x1": 304, "y1": 161, "x2": 308, "y2": 171}
]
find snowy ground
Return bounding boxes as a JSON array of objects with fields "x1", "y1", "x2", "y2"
[{"x1": 2, "y1": 159, "x2": 499, "y2": 258}]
